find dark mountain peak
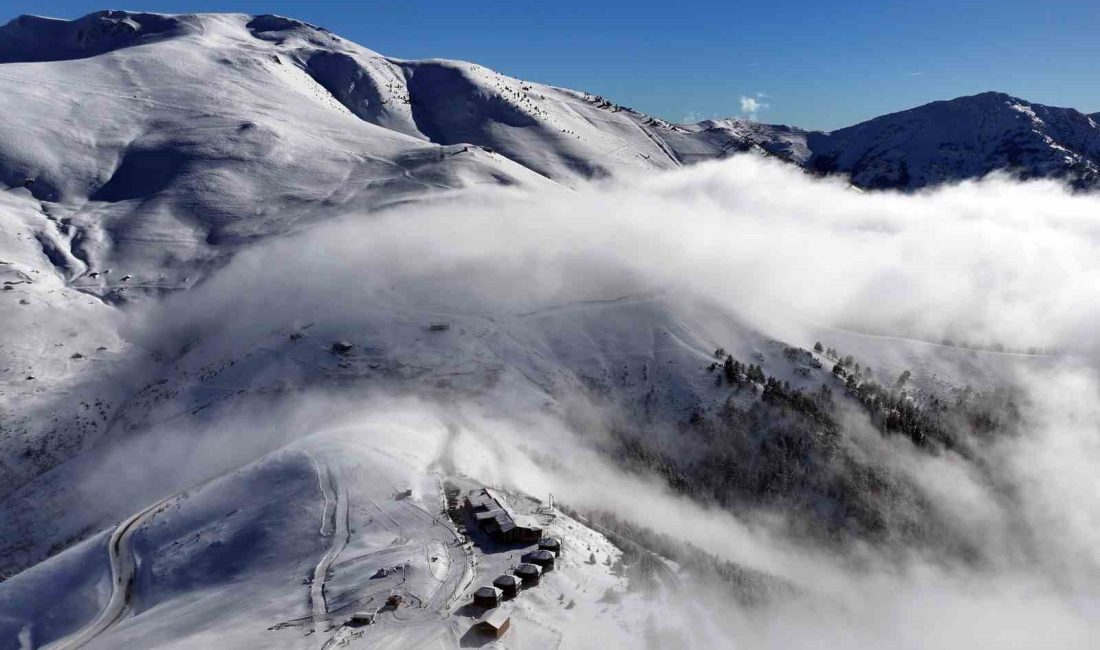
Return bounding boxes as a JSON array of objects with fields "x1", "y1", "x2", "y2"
[
  {"x1": 962, "y1": 90, "x2": 1018, "y2": 102},
  {"x1": 804, "y1": 91, "x2": 1100, "y2": 190},
  {"x1": 0, "y1": 10, "x2": 190, "y2": 63}
]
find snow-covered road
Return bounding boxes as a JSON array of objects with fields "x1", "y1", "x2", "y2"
[
  {"x1": 46, "y1": 494, "x2": 174, "y2": 650},
  {"x1": 308, "y1": 454, "x2": 351, "y2": 634}
]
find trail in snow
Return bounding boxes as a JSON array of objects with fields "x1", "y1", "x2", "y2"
[
  {"x1": 46, "y1": 494, "x2": 175, "y2": 650},
  {"x1": 309, "y1": 453, "x2": 336, "y2": 537},
  {"x1": 815, "y1": 322, "x2": 1058, "y2": 358},
  {"x1": 512, "y1": 292, "x2": 659, "y2": 319},
  {"x1": 309, "y1": 457, "x2": 349, "y2": 636}
]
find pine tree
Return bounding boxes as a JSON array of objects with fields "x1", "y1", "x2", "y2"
[
  {"x1": 747, "y1": 364, "x2": 765, "y2": 383},
  {"x1": 723, "y1": 356, "x2": 736, "y2": 383}
]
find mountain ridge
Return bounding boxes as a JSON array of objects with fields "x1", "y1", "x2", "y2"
[
  {"x1": 3, "y1": 11, "x2": 1098, "y2": 197},
  {"x1": 803, "y1": 90, "x2": 1100, "y2": 190}
]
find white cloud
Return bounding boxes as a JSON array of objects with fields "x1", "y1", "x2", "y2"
[
  {"x1": 103, "y1": 156, "x2": 1100, "y2": 647},
  {"x1": 740, "y1": 94, "x2": 769, "y2": 118},
  {"x1": 155, "y1": 154, "x2": 1100, "y2": 368}
]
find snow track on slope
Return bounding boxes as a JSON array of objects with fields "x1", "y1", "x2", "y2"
[
  {"x1": 47, "y1": 495, "x2": 174, "y2": 650},
  {"x1": 308, "y1": 455, "x2": 349, "y2": 635}
]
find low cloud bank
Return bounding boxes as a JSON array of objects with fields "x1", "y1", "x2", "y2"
[
  {"x1": 127, "y1": 155, "x2": 1100, "y2": 647},
  {"x1": 158, "y1": 155, "x2": 1100, "y2": 356}
]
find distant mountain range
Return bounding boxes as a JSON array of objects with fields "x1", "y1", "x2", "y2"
[{"x1": 1, "y1": 10, "x2": 1098, "y2": 206}]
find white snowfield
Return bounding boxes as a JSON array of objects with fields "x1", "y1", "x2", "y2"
[
  {"x1": 0, "y1": 9, "x2": 1084, "y2": 650},
  {"x1": 0, "y1": 10, "x2": 732, "y2": 303},
  {"x1": 3, "y1": 406, "x2": 674, "y2": 649}
]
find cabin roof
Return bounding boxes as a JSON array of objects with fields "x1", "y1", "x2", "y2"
[{"x1": 479, "y1": 607, "x2": 511, "y2": 629}]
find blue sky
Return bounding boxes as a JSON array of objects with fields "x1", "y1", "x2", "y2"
[{"x1": 3, "y1": 1, "x2": 1099, "y2": 130}]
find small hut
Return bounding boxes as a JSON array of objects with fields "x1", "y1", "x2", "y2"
[
  {"x1": 527, "y1": 549, "x2": 556, "y2": 572},
  {"x1": 473, "y1": 586, "x2": 502, "y2": 608},
  {"x1": 514, "y1": 563, "x2": 542, "y2": 585},
  {"x1": 493, "y1": 574, "x2": 521, "y2": 599},
  {"x1": 538, "y1": 537, "x2": 562, "y2": 557},
  {"x1": 346, "y1": 611, "x2": 375, "y2": 627},
  {"x1": 473, "y1": 607, "x2": 511, "y2": 639},
  {"x1": 513, "y1": 518, "x2": 543, "y2": 544}
]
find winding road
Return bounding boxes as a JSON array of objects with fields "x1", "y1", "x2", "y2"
[{"x1": 48, "y1": 495, "x2": 175, "y2": 650}]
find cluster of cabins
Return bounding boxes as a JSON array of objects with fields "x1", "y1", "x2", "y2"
[{"x1": 469, "y1": 536, "x2": 563, "y2": 639}]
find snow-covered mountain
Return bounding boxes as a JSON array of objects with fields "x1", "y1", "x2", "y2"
[
  {"x1": 0, "y1": 12, "x2": 844, "y2": 648},
  {"x1": 1, "y1": 10, "x2": 1097, "y2": 650},
  {"x1": 0, "y1": 11, "x2": 1096, "y2": 307},
  {"x1": 804, "y1": 91, "x2": 1100, "y2": 190},
  {"x1": 0, "y1": 11, "x2": 558, "y2": 298},
  {"x1": 0, "y1": 10, "x2": 743, "y2": 304},
  {"x1": 669, "y1": 93, "x2": 1100, "y2": 190}
]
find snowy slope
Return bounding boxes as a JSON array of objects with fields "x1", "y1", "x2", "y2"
[
  {"x1": 0, "y1": 10, "x2": 763, "y2": 311},
  {"x1": 0, "y1": 11, "x2": 559, "y2": 303},
  {"x1": 0, "y1": 421, "x2": 669, "y2": 649},
  {"x1": 664, "y1": 118, "x2": 813, "y2": 165}
]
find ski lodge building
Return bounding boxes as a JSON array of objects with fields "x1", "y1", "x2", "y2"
[{"x1": 468, "y1": 488, "x2": 542, "y2": 543}]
